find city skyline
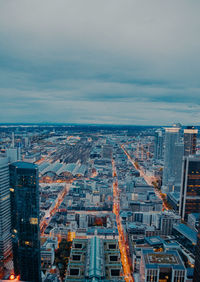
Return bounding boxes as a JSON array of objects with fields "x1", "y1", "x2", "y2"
[
  {"x1": 0, "y1": 123, "x2": 199, "y2": 280},
  {"x1": 1, "y1": 1, "x2": 200, "y2": 125}
]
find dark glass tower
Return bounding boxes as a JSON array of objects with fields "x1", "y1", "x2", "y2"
[
  {"x1": 179, "y1": 156, "x2": 200, "y2": 220},
  {"x1": 194, "y1": 220, "x2": 200, "y2": 281},
  {"x1": 154, "y1": 129, "x2": 163, "y2": 160},
  {"x1": 184, "y1": 126, "x2": 198, "y2": 156},
  {"x1": 9, "y1": 162, "x2": 41, "y2": 282}
]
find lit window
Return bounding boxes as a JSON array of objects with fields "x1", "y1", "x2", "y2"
[
  {"x1": 30, "y1": 217, "x2": 38, "y2": 224},
  {"x1": 1, "y1": 195, "x2": 10, "y2": 201}
]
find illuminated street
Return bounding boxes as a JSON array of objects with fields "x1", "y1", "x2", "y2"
[
  {"x1": 1, "y1": 0, "x2": 199, "y2": 278},
  {"x1": 121, "y1": 144, "x2": 168, "y2": 211},
  {"x1": 40, "y1": 183, "x2": 71, "y2": 235},
  {"x1": 112, "y1": 160, "x2": 134, "y2": 282}
]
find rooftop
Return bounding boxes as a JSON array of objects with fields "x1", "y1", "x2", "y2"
[
  {"x1": 145, "y1": 236, "x2": 164, "y2": 246},
  {"x1": 143, "y1": 249, "x2": 185, "y2": 270},
  {"x1": 88, "y1": 237, "x2": 102, "y2": 279},
  {"x1": 173, "y1": 224, "x2": 197, "y2": 244},
  {"x1": 189, "y1": 213, "x2": 200, "y2": 220},
  {"x1": 168, "y1": 192, "x2": 180, "y2": 201},
  {"x1": 11, "y1": 161, "x2": 38, "y2": 169}
]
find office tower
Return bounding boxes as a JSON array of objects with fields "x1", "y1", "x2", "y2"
[
  {"x1": 174, "y1": 142, "x2": 184, "y2": 189},
  {"x1": 17, "y1": 143, "x2": 21, "y2": 161},
  {"x1": 162, "y1": 125, "x2": 181, "y2": 192},
  {"x1": 154, "y1": 129, "x2": 163, "y2": 160},
  {"x1": 10, "y1": 162, "x2": 41, "y2": 282},
  {"x1": 184, "y1": 126, "x2": 198, "y2": 156},
  {"x1": 193, "y1": 220, "x2": 200, "y2": 282},
  {"x1": 6, "y1": 144, "x2": 21, "y2": 163},
  {"x1": 179, "y1": 156, "x2": 200, "y2": 220},
  {"x1": 6, "y1": 148, "x2": 18, "y2": 163},
  {"x1": 6, "y1": 133, "x2": 21, "y2": 163},
  {"x1": 24, "y1": 137, "x2": 29, "y2": 148},
  {"x1": 11, "y1": 132, "x2": 15, "y2": 148},
  {"x1": 0, "y1": 158, "x2": 12, "y2": 277}
]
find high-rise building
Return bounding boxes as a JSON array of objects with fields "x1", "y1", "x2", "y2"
[
  {"x1": 193, "y1": 220, "x2": 200, "y2": 282},
  {"x1": 184, "y1": 126, "x2": 198, "y2": 156},
  {"x1": 11, "y1": 132, "x2": 15, "y2": 148},
  {"x1": 179, "y1": 156, "x2": 200, "y2": 220},
  {"x1": 24, "y1": 137, "x2": 29, "y2": 148},
  {"x1": 174, "y1": 142, "x2": 184, "y2": 189},
  {"x1": 0, "y1": 158, "x2": 12, "y2": 278},
  {"x1": 17, "y1": 143, "x2": 21, "y2": 161},
  {"x1": 162, "y1": 125, "x2": 181, "y2": 192},
  {"x1": 154, "y1": 129, "x2": 163, "y2": 160},
  {"x1": 6, "y1": 148, "x2": 18, "y2": 163},
  {"x1": 9, "y1": 161, "x2": 41, "y2": 282}
]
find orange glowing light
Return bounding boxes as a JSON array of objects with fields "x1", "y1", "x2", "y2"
[{"x1": 9, "y1": 274, "x2": 15, "y2": 280}]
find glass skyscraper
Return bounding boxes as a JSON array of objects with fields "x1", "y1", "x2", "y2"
[
  {"x1": 0, "y1": 158, "x2": 12, "y2": 278},
  {"x1": 194, "y1": 220, "x2": 200, "y2": 282},
  {"x1": 179, "y1": 156, "x2": 200, "y2": 220},
  {"x1": 10, "y1": 161, "x2": 41, "y2": 282},
  {"x1": 162, "y1": 125, "x2": 181, "y2": 192},
  {"x1": 154, "y1": 129, "x2": 163, "y2": 160},
  {"x1": 183, "y1": 126, "x2": 198, "y2": 156}
]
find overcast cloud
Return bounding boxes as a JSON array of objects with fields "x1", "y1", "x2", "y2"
[{"x1": 0, "y1": 0, "x2": 200, "y2": 125}]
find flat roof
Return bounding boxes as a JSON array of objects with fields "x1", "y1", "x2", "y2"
[
  {"x1": 11, "y1": 161, "x2": 37, "y2": 169},
  {"x1": 147, "y1": 253, "x2": 178, "y2": 265},
  {"x1": 145, "y1": 236, "x2": 164, "y2": 246},
  {"x1": 143, "y1": 249, "x2": 185, "y2": 270}
]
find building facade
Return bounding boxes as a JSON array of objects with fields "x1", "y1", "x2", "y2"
[
  {"x1": 179, "y1": 156, "x2": 200, "y2": 220},
  {"x1": 160, "y1": 211, "x2": 181, "y2": 235},
  {"x1": 0, "y1": 158, "x2": 12, "y2": 278},
  {"x1": 184, "y1": 126, "x2": 198, "y2": 156},
  {"x1": 162, "y1": 125, "x2": 181, "y2": 192},
  {"x1": 140, "y1": 249, "x2": 186, "y2": 282},
  {"x1": 10, "y1": 162, "x2": 41, "y2": 282},
  {"x1": 154, "y1": 129, "x2": 163, "y2": 160},
  {"x1": 193, "y1": 220, "x2": 200, "y2": 282}
]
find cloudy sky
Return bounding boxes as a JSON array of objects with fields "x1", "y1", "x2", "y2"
[{"x1": 0, "y1": 0, "x2": 200, "y2": 125}]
